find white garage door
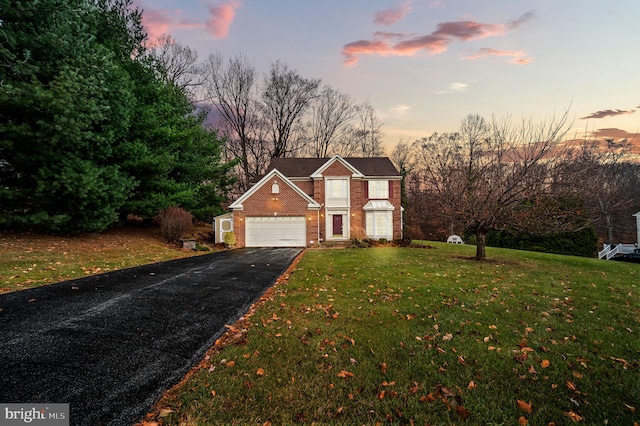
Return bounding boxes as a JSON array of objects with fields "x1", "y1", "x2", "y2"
[{"x1": 246, "y1": 216, "x2": 307, "y2": 247}]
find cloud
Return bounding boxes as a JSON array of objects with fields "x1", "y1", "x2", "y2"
[
  {"x1": 463, "y1": 47, "x2": 534, "y2": 65},
  {"x1": 506, "y1": 10, "x2": 535, "y2": 30},
  {"x1": 342, "y1": 11, "x2": 533, "y2": 66},
  {"x1": 374, "y1": 1, "x2": 412, "y2": 26},
  {"x1": 205, "y1": 0, "x2": 241, "y2": 38},
  {"x1": 133, "y1": 0, "x2": 239, "y2": 41},
  {"x1": 433, "y1": 20, "x2": 504, "y2": 40},
  {"x1": 437, "y1": 82, "x2": 468, "y2": 94},
  {"x1": 373, "y1": 31, "x2": 412, "y2": 40},
  {"x1": 342, "y1": 40, "x2": 393, "y2": 67},
  {"x1": 591, "y1": 128, "x2": 639, "y2": 141},
  {"x1": 390, "y1": 104, "x2": 412, "y2": 115},
  {"x1": 581, "y1": 109, "x2": 636, "y2": 120}
]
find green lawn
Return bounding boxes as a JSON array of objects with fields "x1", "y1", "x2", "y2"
[
  {"x1": 149, "y1": 243, "x2": 639, "y2": 425},
  {"x1": 0, "y1": 227, "x2": 213, "y2": 294}
]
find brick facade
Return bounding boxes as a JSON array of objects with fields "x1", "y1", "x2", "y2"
[{"x1": 230, "y1": 157, "x2": 402, "y2": 247}]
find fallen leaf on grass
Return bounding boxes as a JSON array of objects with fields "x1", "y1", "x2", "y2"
[
  {"x1": 225, "y1": 361, "x2": 235, "y2": 368},
  {"x1": 158, "y1": 408, "x2": 174, "y2": 418},
  {"x1": 566, "y1": 381, "x2": 577, "y2": 391},
  {"x1": 256, "y1": 368, "x2": 265, "y2": 376},
  {"x1": 565, "y1": 410, "x2": 583, "y2": 422},
  {"x1": 381, "y1": 362, "x2": 387, "y2": 374},
  {"x1": 541, "y1": 359, "x2": 550, "y2": 368},
  {"x1": 518, "y1": 416, "x2": 528, "y2": 425},
  {"x1": 624, "y1": 404, "x2": 636, "y2": 413},
  {"x1": 419, "y1": 393, "x2": 437, "y2": 402},
  {"x1": 337, "y1": 370, "x2": 354, "y2": 378},
  {"x1": 455, "y1": 405, "x2": 470, "y2": 419},
  {"x1": 517, "y1": 400, "x2": 533, "y2": 414},
  {"x1": 467, "y1": 381, "x2": 476, "y2": 390}
]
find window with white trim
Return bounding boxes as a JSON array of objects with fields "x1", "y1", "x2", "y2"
[
  {"x1": 368, "y1": 180, "x2": 389, "y2": 199},
  {"x1": 325, "y1": 178, "x2": 348, "y2": 207},
  {"x1": 365, "y1": 211, "x2": 392, "y2": 240}
]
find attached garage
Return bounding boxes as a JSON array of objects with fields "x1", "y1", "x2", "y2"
[{"x1": 245, "y1": 216, "x2": 307, "y2": 247}]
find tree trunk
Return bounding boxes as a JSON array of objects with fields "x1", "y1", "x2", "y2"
[
  {"x1": 475, "y1": 231, "x2": 486, "y2": 260},
  {"x1": 606, "y1": 214, "x2": 613, "y2": 244}
]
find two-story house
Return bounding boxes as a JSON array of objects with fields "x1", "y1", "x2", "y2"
[{"x1": 224, "y1": 155, "x2": 402, "y2": 247}]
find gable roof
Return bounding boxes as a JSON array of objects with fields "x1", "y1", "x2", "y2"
[
  {"x1": 264, "y1": 156, "x2": 400, "y2": 178},
  {"x1": 229, "y1": 168, "x2": 321, "y2": 210}
]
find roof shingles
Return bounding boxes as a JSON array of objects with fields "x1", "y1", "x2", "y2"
[{"x1": 264, "y1": 157, "x2": 400, "y2": 178}]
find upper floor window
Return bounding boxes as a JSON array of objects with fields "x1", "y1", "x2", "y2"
[
  {"x1": 326, "y1": 178, "x2": 348, "y2": 207},
  {"x1": 271, "y1": 182, "x2": 280, "y2": 194},
  {"x1": 368, "y1": 180, "x2": 389, "y2": 199}
]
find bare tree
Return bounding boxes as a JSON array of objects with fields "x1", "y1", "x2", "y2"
[
  {"x1": 304, "y1": 86, "x2": 358, "y2": 158},
  {"x1": 261, "y1": 61, "x2": 320, "y2": 158},
  {"x1": 354, "y1": 101, "x2": 384, "y2": 157},
  {"x1": 148, "y1": 34, "x2": 205, "y2": 98},
  {"x1": 564, "y1": 137, "x2": 635, "y2": 244},
  {"x1": 416, "y1": 112, "x2": 576, "y2": 260},
  {"x1": 203, "y1": 53, "x2": 260, "y2": 190}
]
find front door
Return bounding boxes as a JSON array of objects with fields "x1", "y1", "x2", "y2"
[{"x1": 332, "y1": 215, "x2": 343, "y2": 236}]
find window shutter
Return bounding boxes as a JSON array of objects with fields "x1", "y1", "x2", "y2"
[
  {"x1": 388, "y1": 181, "x2": 393, "y2": 199},
  {"x1": 364, "y1": 181, "x2": 369, "y2": 198}
]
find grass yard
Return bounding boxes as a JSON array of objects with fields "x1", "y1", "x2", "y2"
[
  {"x1": 147, "y1": 243, "x2": 639, "y2": 426},
  {"x1": 0, "y1": 225, "x2": 215, "y2": 294}
]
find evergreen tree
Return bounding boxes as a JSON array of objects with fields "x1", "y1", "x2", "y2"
[{"x1": 0, "y1": 0, "x2": 235, "y2": 232}]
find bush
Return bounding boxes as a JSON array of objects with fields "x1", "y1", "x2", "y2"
[
  {"x1": 223, "y1": 231, "x2": 236, "y2": 247},
  {"x1": 159, "y1": 207, "x2": 193, "y2": 243},
  {"x1": 378, "y1": 238, "x2": 388, "y2": 245}
]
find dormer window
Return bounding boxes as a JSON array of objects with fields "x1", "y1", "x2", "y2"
[{"x1": 271, "y1": 182, "x2": 280, "y2": 194}]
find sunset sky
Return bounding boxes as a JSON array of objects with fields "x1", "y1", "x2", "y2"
[{"x1": 133, "y1": 0, "x2": 640, "y2": 151}]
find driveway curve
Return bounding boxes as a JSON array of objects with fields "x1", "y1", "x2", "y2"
[{"x1": 0, "y1": 247, "x2": 302, "y2": 425}]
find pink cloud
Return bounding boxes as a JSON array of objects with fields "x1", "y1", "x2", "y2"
[
  {"x1": 393, "y1": 34, "x2": 449, "y2": 55},
  {"x1": 342, "y1": 40, "x2": 393, "y2": 67},
  {"x1": 133, "y1": 0, "x2": 239, "y2": 42},
  {"x1": 373, "y1": 31, "x2": 412, "y2": 40},
  {"x1": 343, "y1": 13, "x2": 531, "y2": 66},
  {"x1": 374, "y1": 1, "x2": 412, "y2": 26},
  {"x1": 139, "y1": 7, "x2": 175, "y2": 40},
  {"x1": 464, "y1": 47, "x2": 534, "y2": 65},
  {"x1": 205, "y1": 0, "x2": 241, "y2": 38},
  {"x1": 433, "y1": 20, "x2": 504, "y2": 40}
]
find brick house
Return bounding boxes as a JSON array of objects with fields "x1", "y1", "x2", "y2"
[{"x1": 226, "y1": 155, "x2": 403, "y2": 247}]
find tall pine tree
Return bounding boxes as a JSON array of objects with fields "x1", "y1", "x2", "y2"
[{"x1": 0, "y1": 0, "x2": 234, "y2": 233}]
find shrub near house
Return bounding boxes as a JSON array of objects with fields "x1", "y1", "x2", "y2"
[{"x1": 228, "y1": 156, "x2": 403, "y2": 247}]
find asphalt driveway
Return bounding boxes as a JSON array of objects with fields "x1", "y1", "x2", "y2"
[{"x1": 0, "y1": 247, "x2": 302, "y2": 425}]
